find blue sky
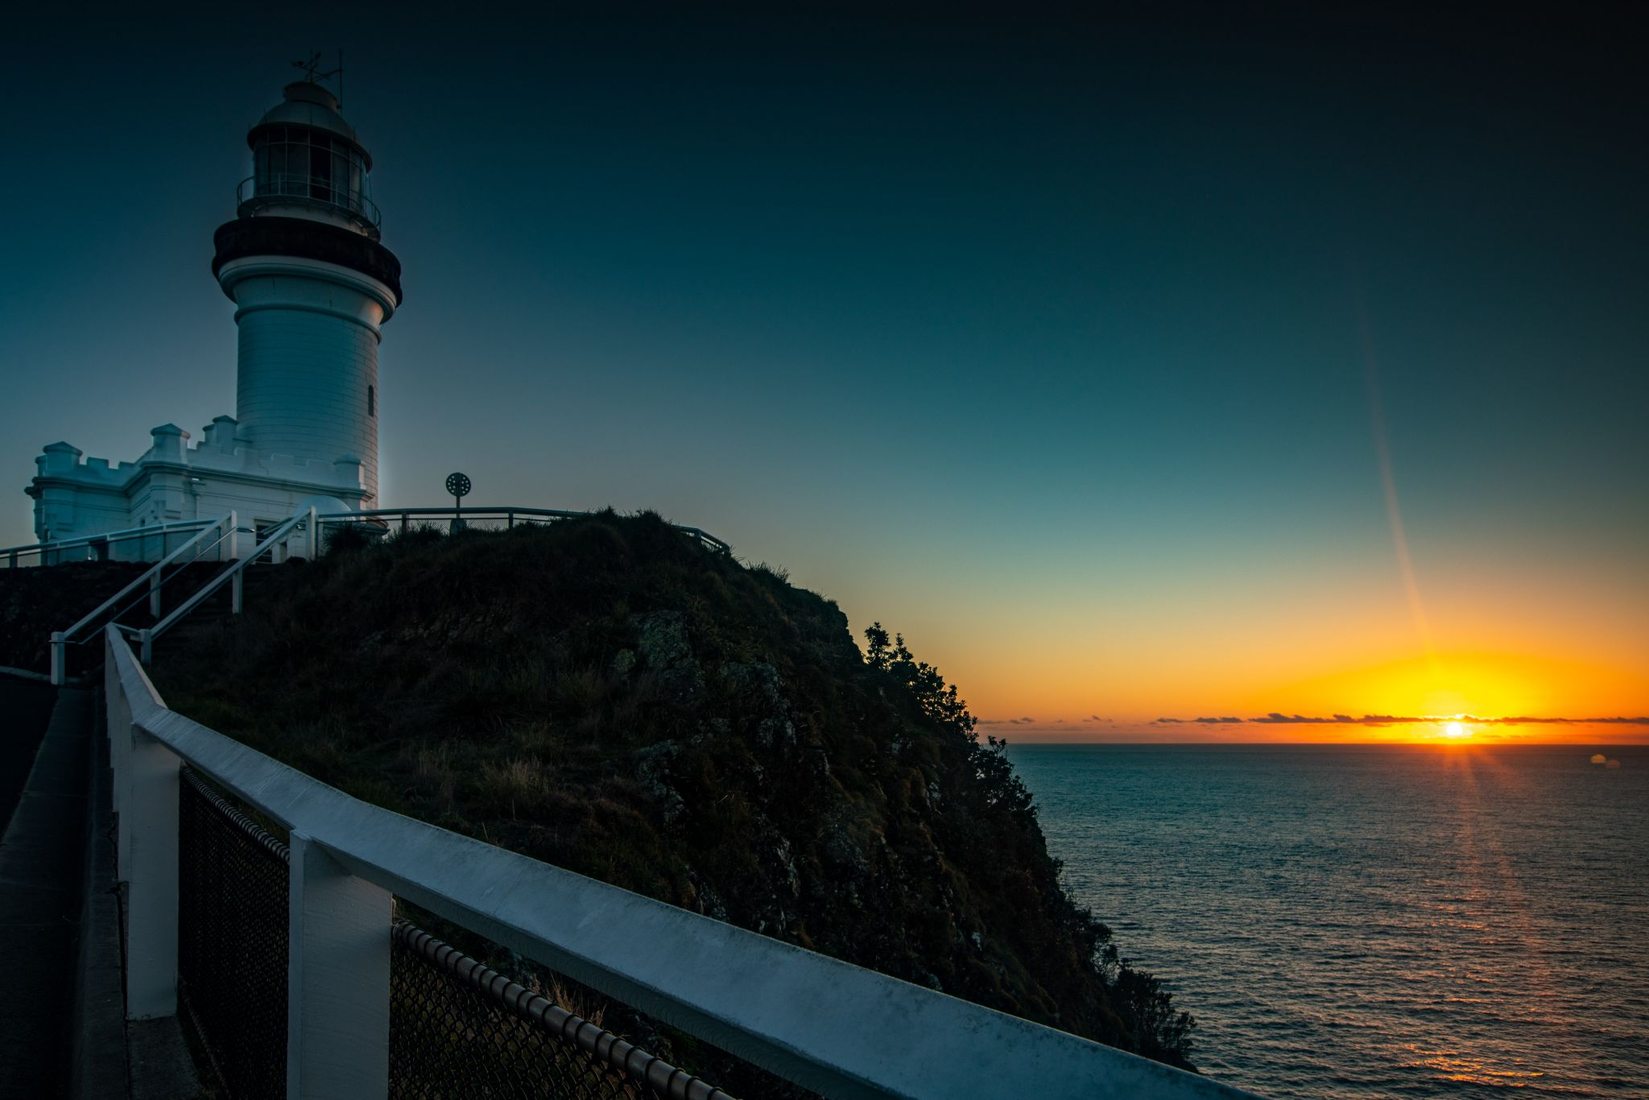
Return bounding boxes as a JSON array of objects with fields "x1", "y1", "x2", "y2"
[{"x1": 4, "y1": 4, "x2": 1644, "y2": 730}]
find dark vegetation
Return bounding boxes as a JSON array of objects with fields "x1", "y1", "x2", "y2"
[
  {"x1": 0, "y1": 559, "x2": 224, "y2": 678},
  {"x1": 0, "y1": 561, "x2": 147, "y2": 674},
  {"x1": 150, "y1": 512, "x2": 1196, "y2": 1068}
]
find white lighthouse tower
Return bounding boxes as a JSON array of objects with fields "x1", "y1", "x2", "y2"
[
  {"x1": 215, "y1": 79, "x2": 402, "y2": 505},
  {"x1": 26, "y1": 76, "x2": 402, "y2": 547}
]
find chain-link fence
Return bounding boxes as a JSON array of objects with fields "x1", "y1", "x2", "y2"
[
  {"x1": 179, "y1": 768, "x2": 291, "y2": 1100},
  {"x1": 390, "y1": 921, "x2": 735, "y2": 1100},
  {"x1": 176, "y1": 767, "x2": 745, "y2": 1100}
]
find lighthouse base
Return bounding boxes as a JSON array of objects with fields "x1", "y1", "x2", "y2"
[{"x1": 25, "y1": 419, "x2": 368, "y2": 553}]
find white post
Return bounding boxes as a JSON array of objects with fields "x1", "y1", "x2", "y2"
[
  {"x1": 287, "y1": 833, "x2": 392, "y2": 1100},
  {"x1": 232, "y1": 571, "x2": 244, "y2": 615},
  {"x1": 50, "y1": 631, "x2": 65, "y2": 686},
  {"x1": 149, "y1": 569, "x2": 162, "y2": 617},
  {"x1": 139, "y1": 628, "x2": 153, "y2": 666},
  {"x1": 308, "y1": 506, "x2": 318, "y2": 558},
  {"x1": 224, "y1": 511, "x2": 238, "y2": 562},
  {"x1": 126, "y1": 727, "x2": 181, "y2": 1019}
]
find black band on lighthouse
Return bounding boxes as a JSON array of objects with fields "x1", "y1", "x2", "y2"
[{"x1": 212, "y1": 216, "x2": 403, "y2": 305}]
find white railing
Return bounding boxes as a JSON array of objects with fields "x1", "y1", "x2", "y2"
[
  {"x1": 131, "y1": 509, "x2": 312, "y2": 665},
  {"x1": 317, "y1": 507, "x2": 733, "y2": 555},
  {"x1": 24, "y1": 504, "x2": 731, "y2": 684},
  {"x1": 48, "y1": 512, "x2": 239, "y2": 684},
  {"x1": 2, "y1": 517, "x2": 219, "y2": 569},
  {"x1": 104, "y1": 626, "x2": 1253, "y2": 1100},
  {"x1": 238, "y1": 173, "x2": 382, "y2": 229}
]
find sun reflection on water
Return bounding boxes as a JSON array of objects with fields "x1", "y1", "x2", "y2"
[
  {"x1": 1403, "y1": 1045, "x2": 1548, "y2": 1085},
  {"x1": 1012, "y1": 743, "x2": 1649, "y2": 1097}
]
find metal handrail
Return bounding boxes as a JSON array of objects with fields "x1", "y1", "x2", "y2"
[
  {"x1": 59, "y1": 514, "x2": 235, "y2": 641},
  {"x1": 177, "y1": 760, "x2": 743, "y2": 1100},
  {"x1": 3, "y1": 517, "x2": 216, "y2": 568},
  {"x1": 393, "y1": 920, "x2": 738, "y2": 1100},
  {"x1": 106, "y1": 629, "x2": 1252, "y2": 1099},
  {"x1": 142, "y1": 510, "x2": 308, "y2": 659},
  {"x1": 237, "y1": 175, "x2": 381, "y2": 227},
  {"x1": 26, "y1": 504, "x2": 728, "y2": 674},
  {"x1": 75, "y1": 523, "x2": 243, "y2": 641},
  {"x1": 316, "y1": 507, "x2": 733, "y2": 555},
  {"x1": 48, "y1": 513, "x2": 237, "y2": 684}
]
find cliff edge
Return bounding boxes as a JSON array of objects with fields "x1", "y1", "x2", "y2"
[{"x1": 152, "y1": 511, "x2": 1196, "y2": 1068}]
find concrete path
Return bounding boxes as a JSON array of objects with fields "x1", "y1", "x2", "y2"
[
  {"x1": 1, "y1": 676, "x2": 58, "y2": 831},
  {"x1": 0, "y1": 684, "x2": 89, "y2": 1098},
  {"x1": 0, "y1": 675, "x2": 206, "y2": 1099}
]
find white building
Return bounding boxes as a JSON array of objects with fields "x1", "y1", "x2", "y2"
[{"x1": 26, "y1": 79, "x2": 402, "y2": 547}]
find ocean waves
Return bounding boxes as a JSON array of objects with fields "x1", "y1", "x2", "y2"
[{"x1": 1010, "y1": 744, "x2": 1649, "y2": 1099}]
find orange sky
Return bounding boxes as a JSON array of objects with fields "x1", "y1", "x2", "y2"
[{"x1": 815, "y1": 531, "x2": 1649, "y2": 745}]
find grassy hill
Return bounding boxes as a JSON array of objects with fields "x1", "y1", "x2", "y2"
[
  {"x1": 0, "y1": 561, "x2": 147, "y2": 674},
  {"x1": 152, "y1": 511, "x2": 1196, "y2": 1069}
]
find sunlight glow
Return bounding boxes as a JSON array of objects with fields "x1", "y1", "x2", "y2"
[{"x1": 1444, "y1": 720, "x2": 1468, "y2": 739}]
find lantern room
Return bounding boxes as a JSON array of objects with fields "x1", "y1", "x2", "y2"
[{"x1": 239, "y1": 81, "x2": 380, "y2": 238}]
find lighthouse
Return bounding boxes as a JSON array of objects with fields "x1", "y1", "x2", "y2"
[
  {"x1": 26, "y1": 76, "x2": 402, "y2": 547},
  {"x1": 214, "y1": 79, "x2": 402, "y2": 505}
]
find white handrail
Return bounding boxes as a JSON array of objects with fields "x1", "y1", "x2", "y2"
[
  {"x1": 48, "y1": 513, "x2": 237, "y2": 684},
  {"x1": 29, "y1": 503, "x2": 726, "y2": 678},
  {"x1": 104, "y1": 626, "x2": 1250, "y2": 1099},
  {"x1": 144, "y1": 511, "x2": 306, "y2": 644},
  {"x1": 2, "y1": 517, "x2": 216, "y2": 566},
  {"x1": 320, "y1": 506, "x2": 584, "y2": 520},
  {"x1": 316, "y1": 506, "x2": 733, "y2": 554},
  {"x1": 7, "y1": 506, "x2": 733, "y2": 566},
  {"x1": 61, "y1": 513, "x2": 236, "y2": 640}
]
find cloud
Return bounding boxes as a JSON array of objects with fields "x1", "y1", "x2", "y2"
[
  {"x1": 979, "y1": 716, "x2": 1038, "y2": 727},
  {"x1": 1086, "y1": 714, "x2": 1112, "y2": 723},
  {"x1": 1148, "y1": 712, "x2": 1649, "y2": 727},
  {"x1": 1492, "y1": 716, "x2": 1649, "y2": 725}
]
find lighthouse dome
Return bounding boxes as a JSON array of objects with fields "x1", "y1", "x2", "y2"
[{"x1": 249, "y1": 82, "x2": 372, "y2": 168}]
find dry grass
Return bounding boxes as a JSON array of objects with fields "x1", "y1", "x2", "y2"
[{"x1": 477, "y1": 755, "x2": 553, "y2": 817}]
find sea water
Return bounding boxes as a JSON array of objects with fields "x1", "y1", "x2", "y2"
[{"x1": 1006, "y1": 744, "x2": 1649, "y2": 1098}]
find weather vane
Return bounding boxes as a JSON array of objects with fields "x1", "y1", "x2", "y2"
[{"x1": 291, "y1": 49, "x2": 345, "y2": 105}]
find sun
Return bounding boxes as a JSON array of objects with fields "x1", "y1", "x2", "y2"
[{"x1": 1443, "y1": 720, "x2": 1469, "y2": 739}]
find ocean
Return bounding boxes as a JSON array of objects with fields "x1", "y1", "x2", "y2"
[{"x1": 1006, "y1": 744, "x2": 1649, "y2": 1099}]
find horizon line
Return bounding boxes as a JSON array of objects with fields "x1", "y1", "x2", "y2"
[
  {"x1": 1006, "y1": 738, "x2": 1648, "y2": 747},
  {"x1": 979, "y1": 714, "x2": 1649, "y2": 729}
]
